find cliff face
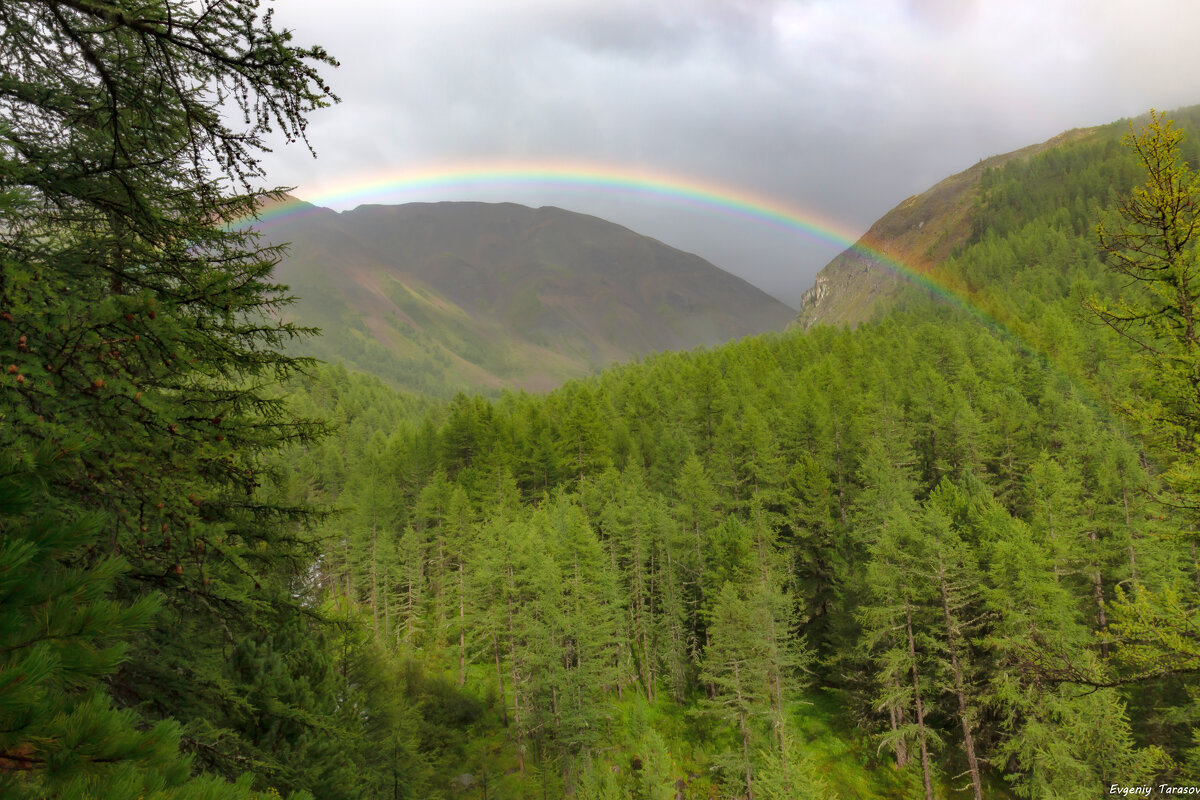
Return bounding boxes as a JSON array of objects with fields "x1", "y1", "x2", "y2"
[{"x1": 794, "y1": 128, "x2": 1098, "y2": 330}]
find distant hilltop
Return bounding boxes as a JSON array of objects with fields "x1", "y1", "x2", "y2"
[{"x1": 255, "y1": 199, "x2": 794, "y2": 394}]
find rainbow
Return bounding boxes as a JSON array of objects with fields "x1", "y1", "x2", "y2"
[
  {"x1": 232, "y1": 159, "x2": 1137, "y2": 460},
  {"x1": 249, "y1": 162, "x2": 860, "y2": 246},
  {"x1": 240, "y1": 160, "x2": 973, "y2": 312}
]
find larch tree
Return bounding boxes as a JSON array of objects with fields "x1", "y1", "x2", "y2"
[
  {"x1": 672, "y1": 454, "x2": 719, "y2": 666},
  {"x1": 974, "y1": 477, "x2": 1163, "y2": 798},
  {"x1": 1091, "y1": 113, "x2": 1200, "y2": 685},
  {"x1": 699, "y1": 581, "x2": 770, "y2": 800},
  {"x1": 920, "y1": 481, "x2": 990, "y2": 800},
  {"x1": 851, "y1": 434, "x2": 936, "y2": 795},
  {"x1": 0, "y1": 0, "x2": 338, "y2": 792},
  {"x1": 1090, "y1": 113, "x2": 1200, "y2": 480}
]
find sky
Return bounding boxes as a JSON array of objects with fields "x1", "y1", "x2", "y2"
[{"x1": 258, "y1": 0, "x2": 1200, "y2": 307}]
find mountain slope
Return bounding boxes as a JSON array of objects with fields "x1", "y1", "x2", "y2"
[
  {"x1": 257, "y1": 200, "x2": 794, "y2": 393},
  {"x1": 794, "y1": 126, "x2": 1100, "y2": 329}
]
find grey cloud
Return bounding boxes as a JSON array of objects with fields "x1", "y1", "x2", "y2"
[
  {"x1": 906, "y1": 0, "x2": 980, "y2": 33},
  {"x1": 535, "y1": 0, "x2": 784, "y2": 61}
]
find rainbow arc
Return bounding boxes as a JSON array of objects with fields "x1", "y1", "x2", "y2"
[{"x1": 242, "y1": 160, "x2": 969, "y2": 302}]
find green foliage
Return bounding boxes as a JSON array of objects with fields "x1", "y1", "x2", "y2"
[
  {"x1": 1073, "y1": 114, "x2": 1200, "y2": 786},
  {"x1": 0, "y1": 445, "x2": 260, "y2": 799},
  {"x1": 282, "y1": 302, "x2": 1175, "y2": 796},
  {"x1": 1090, "y1": 111, "x2": 1200, "y2": 510},
  {"x1": 10, "y1": 13, "x2": 1198, "y2": 791}
]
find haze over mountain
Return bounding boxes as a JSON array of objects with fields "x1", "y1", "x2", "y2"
[{"x1": 258, "y1": 199, "x2": 793, "y2": 393}]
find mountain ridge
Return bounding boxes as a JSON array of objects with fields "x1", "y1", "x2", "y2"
[{"x1": 255, "y1": 198, "x2": 794, "y2": 394}]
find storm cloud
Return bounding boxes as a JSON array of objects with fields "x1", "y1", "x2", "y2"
[{"x1": 258, "y1": 0, "x2": 1200, "y2": 306}]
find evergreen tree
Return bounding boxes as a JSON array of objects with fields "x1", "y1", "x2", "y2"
[
  {"x1": 672, "y1": 454, "x2": 720, "y2": 666},
  {"x1": 1087, "y1": 113, "x2": 1200, "y2": 689},
  {"x1": 0, "y1": 0, "x2": 338, "y2": 792},
  {"x1": 920, "y1": 481, "x2": 989, "y2": 800},
  {"x1": 699, "y1": 582, "x2": 769, "y2": 800},
  {"x1": 981, "y1": 482, "x2": 1161, "y2": 797},
  {"x1": 0, "y1": 446, "x2": 256, "y2": 799},
  {"x1": 630, "y1": 729, "x2": 675, "y2": 800},
  {"x1": 851, "y1": 430, "x2": 937, "y2": 795},
  {"x1": 1089, "y1": 113, "x2": 1200, "y2": 512},
  {"x1": 753, "y1": 728, "x2": 830, "y2": 800},
  {"x1": 544, "y1": 496, "x2": 623, "y2": 764},
  {"x1": 781, "y1": 453, "x2": 842, "y2": 652}
]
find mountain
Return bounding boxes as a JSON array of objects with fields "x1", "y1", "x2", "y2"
[
  {"x1": 793, "y1": 126, "x2": 1100, "y2": 329},
  {"x1": 255, "y1": 199, "x2": 794, "y2": 393}
]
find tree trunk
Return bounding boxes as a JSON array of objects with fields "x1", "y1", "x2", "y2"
[
  {"x1": 493, "y1": 629, "x2": 508, "y2": 727},
  {"x1": 405, "y1": 571, "x2": 417, "y2": 646},
  {"x1": 833, "y1": 416, "x2": 847, "y2": 525},
  {"x1": 507, "y1": 569, "x2": 524, "y2": 774},
  {"x1": 1124, "y1": 488, "x2": 1138, "y2": 583},
  {"x1": 647, "y1": 549, "x2": 657, "y2": 703},
  {"x1": 905, "y1": 600, "x2": 934, "y2": 800},
  {"x1": 664, "y1": 551, "x2": 687, "y2": 699},
  {"x1": 1192, "y1": 525, "x2": 1200, "y2": 592},
  {"x1": 551, "y1": 684, "x2": 561, "y2": 732},
  {"x1": 371, "y1": 529, "x2": 379, "y2": 640},
  {"x1": 734, "y1": 659, "x2": 754, "y2": 800},
  {"x1": 608, "y1": 531, "x2": 627, "y2": 700},
  {"x1": 632, "y1": 527, "x2": 652, "y2": 701},
  {"x1": 939, "y1": 561, "x2": 982, "y2": 800},
  {"x1": 886, "y1": 676, "x2": 909, "y2": 768},
  {"x1": 458, "y1": 561, "x2": 467, "y2": 686},
  {"x1": 927, "y1": 410, "x2": 939, "y2": 482},
  {"x1": 632, "y1": 594, "x2": 652, "y2": 702},
  {"x1": 371, "y1": 477, "x2": 379, "y2": 640},
  {"x1": 1089, "y1": 529, "x2": 1109, "y2": 657},
  {"x1": 691, "y1": 511, "x2": 706, "y2": 664}
]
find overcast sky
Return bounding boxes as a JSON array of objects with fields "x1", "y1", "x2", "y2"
[{"x1": 258, "y1": 0, "x2": 1200, "y2": 307}]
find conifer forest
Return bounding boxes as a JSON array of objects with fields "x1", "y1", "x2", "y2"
[{"x1": 8, "y1": 2, "x2": 1200, "y2": 799}]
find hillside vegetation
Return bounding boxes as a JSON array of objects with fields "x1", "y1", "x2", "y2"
[{"x1": 791, "y1": 110, "x2": 1200, "y2": 332}]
